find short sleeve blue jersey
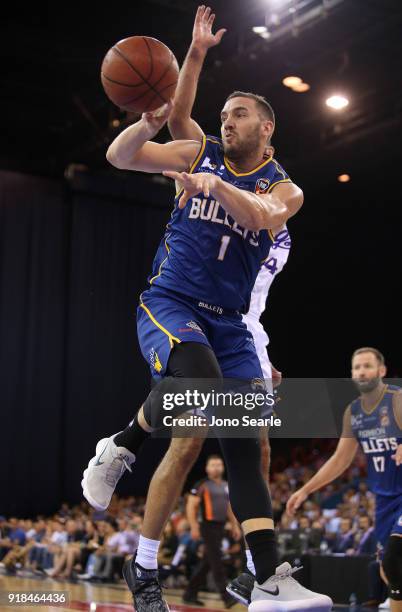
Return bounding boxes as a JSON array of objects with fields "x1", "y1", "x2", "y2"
[{"x1": 148, "y1": 135, "x2": 291, "y2": 313}]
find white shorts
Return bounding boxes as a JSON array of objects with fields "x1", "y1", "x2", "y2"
[{"x1": 242, "y1": 315, "x2": 273, "y2": 391}]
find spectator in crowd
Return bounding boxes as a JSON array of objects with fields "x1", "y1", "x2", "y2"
[
  {"x1": 331, "y1": 517, "x2": 355, "y2": 553},
  {"x1": 354, "y1": 515, "x2": 376, "y2": 555}
]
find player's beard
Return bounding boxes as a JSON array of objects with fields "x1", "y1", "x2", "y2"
[
  {"x1": 223, "y1": 123, "x2": 261, "y2": 162},
  {"x1": 353, "y1": 376, "x2": 382, "y2": 393}
]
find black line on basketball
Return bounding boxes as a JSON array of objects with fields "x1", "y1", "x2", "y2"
[
  {"x1": 112, "y1": 46, "x2": 161, "y2": 98},
  {"x1": 142, "y1": 37, "x2": 154, "y2": 82},
  {"x1": 101, "y1": 73, "x2": 146, "y2": 88}
]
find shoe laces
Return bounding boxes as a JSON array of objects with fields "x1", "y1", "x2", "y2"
[
  {"x1": 105, "y1": 452, "x2": 132, "y2": 486},
  {"x1": 270, "y1": 565, "x2": 303, "y2": 583},
  {"x1": 136, "y1": 578, "x2": 166, "y2": 605}
]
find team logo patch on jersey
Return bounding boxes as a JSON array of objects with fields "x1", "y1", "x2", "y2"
[
  {"x1": 379, "y1": 406, "x2": 390, "y2": 427},
  {"x1": 149, "y1": 348, "x2": 162, "y2": 373},
  {"x1": 398, "y1": 515, "x2": 402, "y2": 527},
  {"x1": 255, "y1": 178, "x2": 270, "y2": 194}
]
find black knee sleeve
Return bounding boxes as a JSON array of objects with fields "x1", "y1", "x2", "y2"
[
  {"x1": 383, "y1": 535, "x2": 402, "y2": 600},
  {"x1": 218, "y1": 437, "x2": 272, "y2": 523},
  {"x1": 143, "y1": 342, "x2": 222, "y2": 428}
]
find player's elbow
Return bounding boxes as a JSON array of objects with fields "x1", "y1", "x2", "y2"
[
  {"x1": 106, "y1": 146, "x2": 132, "y2": 170},
  {"x1": 255, "y1": 203, "x2": 288, "y2": 231},
  {"x1": 106, "y1": 146, "x2": 121, "y2": 168}
]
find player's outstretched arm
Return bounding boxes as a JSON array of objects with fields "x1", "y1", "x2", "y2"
[
  {"x1": 163, "y1": 170, "x2": 304, "y2": 231},
  {"x1": 286, "y1": 407, "x2": 359, "y2": 516},
  {"x1": 168, "y1": 5, "x2": 226, "y2": 141},
  {"x1": 106, "y1": 102, "x2": 200, "y2": 173}
]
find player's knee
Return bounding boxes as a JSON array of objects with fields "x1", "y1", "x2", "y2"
[
  {"x1": 167, "y1": 342, "x2": 222, "y2": 379},
  {"x1": 169, "y1": 436, "x2": 204, "y2": 465},
  {"x1": 382, "y1": 535, "x2": 402, "y2": 600}
]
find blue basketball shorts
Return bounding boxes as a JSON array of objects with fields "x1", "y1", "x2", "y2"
[
  {"x1": 375, "y1": 493, "x2": 402, "y2": 549},
  {"x1": 136, "y1": 286, "x2": 264, "y2": 382}
]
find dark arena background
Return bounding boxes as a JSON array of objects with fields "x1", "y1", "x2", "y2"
[{"x1": 1, "y1": 0, "x2": 402, "y2": 610}]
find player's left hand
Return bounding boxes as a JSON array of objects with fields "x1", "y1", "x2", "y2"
[
  {"x1": 391, "y1": 443, "x2": 402, "y2": 466},
  {"x1": 163, "y1": 170, "x2": 220, "y2": 208}
]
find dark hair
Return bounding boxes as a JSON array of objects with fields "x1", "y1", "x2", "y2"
[
  {"x1": 206, "y1": 454, "x2": 223, "y2": 463},
  {"x1": 352, "y1": 347, "x2": 385, "y2": 365},
  {"x1": 225, "y1": 91, "x2": 275, "y2": 126}
]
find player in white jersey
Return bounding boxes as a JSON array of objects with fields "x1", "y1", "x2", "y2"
[{"x1": 243, "y1": 227, "x2": 291, "y2": 384}]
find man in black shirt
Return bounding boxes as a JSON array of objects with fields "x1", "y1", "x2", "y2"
[{"x1": 183, "y1": 455, "x2": 240, "y2": 608}]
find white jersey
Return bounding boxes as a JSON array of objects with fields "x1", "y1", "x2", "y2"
[{"x1": 242, "y1": 227, "x2": 291, "y2": 378}]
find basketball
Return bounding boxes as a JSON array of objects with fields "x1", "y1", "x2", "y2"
[{"x1": 101, "y1": 36, "x2": 179, "y2": 114}]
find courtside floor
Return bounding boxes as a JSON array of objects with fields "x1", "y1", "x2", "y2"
[{"x1": 0, "y1": 574, "x2": 381, "y2": 611}]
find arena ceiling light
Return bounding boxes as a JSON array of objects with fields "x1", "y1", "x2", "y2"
[
  {"x1": 326, "y1": 95, "x2": 349, "y2": 110},
  {"x1": 292, "y1": 82, "x2": 310, "y2": 92},
  {"x1": 252, "y1": 26, "x2": 271, "y2": 39},
  {"x1": 337, "y1": 174, "x2": 351, "y2": 183},
  {"x1": 282, "y1": 76, "x2": 302, "y2": 88}
]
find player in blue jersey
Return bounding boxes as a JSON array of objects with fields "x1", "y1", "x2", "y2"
[
  {"x1": 287, "y1": 347, "x2": 402, "y2": 612},
  {"x1": 81, "y1": 7, "x2": 334, "y2": 611}
]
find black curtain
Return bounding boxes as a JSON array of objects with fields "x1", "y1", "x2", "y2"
[{"x1": 0, "y1": 169, "x2": 171, "y2": 516}]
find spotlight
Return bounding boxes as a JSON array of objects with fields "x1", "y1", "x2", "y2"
[
  {"x1": 282, "y1": 76, "x2": 302, "y2": 88},
  {"x1": 338, "y1": 174, "x2": 350, "y2": 183},
  {"x1": 326, "y1": 95, "x2": 349, "y2": 110},
  {"x1": 111, "y1": 119, "x2": 120, "y2": 127},
  {"x1": 252, "y1": 26, "x2": 268, "y2": 33},
  {"x1": 292, "y1": 82, "x2": 310, "y2": 93}
]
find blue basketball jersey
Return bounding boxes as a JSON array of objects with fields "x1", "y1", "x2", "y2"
[
  {"x1": 148, "y1": 135, "x2": 291, "y2": 313},
  {"x1": 350, "y1": 385, "x2": 402, "y2": 496}
]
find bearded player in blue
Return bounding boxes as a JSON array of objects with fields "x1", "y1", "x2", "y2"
[
  {"x1": 288, "y1": 347, "x2": 402, "y2": 612},
  {"x1": 91, "y1": 78, "x2": 333, "y2": 611}
]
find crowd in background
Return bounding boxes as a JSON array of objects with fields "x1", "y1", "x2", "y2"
[{"x1": 0, "y1": 441, "x2": 378, "y2": 589}]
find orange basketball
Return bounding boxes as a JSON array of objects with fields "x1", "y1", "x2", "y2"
[{"x1": 101, "y1": 36, "x2": 179, "y2": 113}]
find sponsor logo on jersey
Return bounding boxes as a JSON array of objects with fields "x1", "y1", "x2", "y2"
[
  {"x1": 149, "y1": 348, "x2": 162, "y2": 373},
  {"x1": 200, "y1": 156, "x2": 217, "y2": 171},
  {"x1": 255, "y1": 177, "x2": 270, "y2": 194},
  {"x1": 351, "y1": 413, "x2": 364, "y2": 428},
  {"x1": 186, "y1": 320, "x2": 203, "y2": 332},
  {"x1": 271, "y1": 228, "x2": 292, "y2": 250},
  {"x1": 198, "y1": 301, "x2": 223, "y2": 315}
]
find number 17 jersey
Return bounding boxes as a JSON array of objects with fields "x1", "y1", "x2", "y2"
[
  {"x1": 148, "y1": 135, "x2": 291, "y2": 313},
  {"x1": 350, "y1": 385, "x2": 402, "y2": 496}
]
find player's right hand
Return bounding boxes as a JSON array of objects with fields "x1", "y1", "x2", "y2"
[
  {"x1": 192, "y1": 5, "x2": 226, "y2": 53},
  {"x1": 286, "y1": 488, "x2": 308, "y2": 516},
  {"x1": 141, "y1": 100, "x2": 173, "y2": 136}
]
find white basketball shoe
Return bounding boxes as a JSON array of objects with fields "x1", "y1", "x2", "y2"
[
  {"x1": 379, "y1": 598, "x2": 391, "y2": 609},
  {"x1": 249, "y1": 562, "x2": 333, "y2": 612},
  {"x1": 81, "y1": 433, "x2": 136, "y2": 511}
]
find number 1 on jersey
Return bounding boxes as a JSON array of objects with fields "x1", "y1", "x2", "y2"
[{"x1": 217, "y1": 235, "x2": 231, "y2": 261}]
